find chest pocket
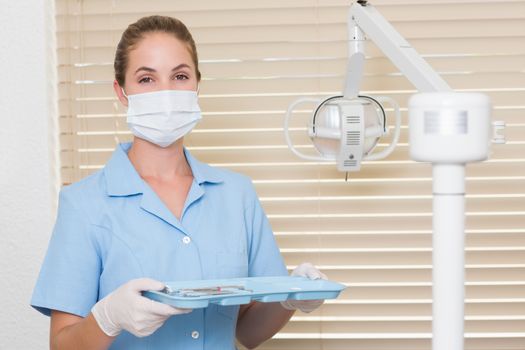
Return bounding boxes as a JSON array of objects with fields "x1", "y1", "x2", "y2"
[{"x1": 216, "y1": 251, "x2": 248, "y2": 278}]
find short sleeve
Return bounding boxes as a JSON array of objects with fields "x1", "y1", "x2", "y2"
[
  {"x1": 30, "y1": 189, "x2": 102, "y2": 317},
  {"x1": 244, "y1": 182, "x2": 288, "y2": 277}
]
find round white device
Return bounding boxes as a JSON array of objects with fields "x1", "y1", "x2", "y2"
[
  {"x1": 284, "y1": 95, "x2": 401, "y2": 172},
  {"x1": 408, "y1": 92, "x2": 491, "y2": 163},
  {"x1": 310, "y1": 97, "x2": 383, "y2": 159}
]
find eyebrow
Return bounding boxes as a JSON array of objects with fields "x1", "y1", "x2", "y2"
[{"x1": 134, "y1": 64, "x2": 191, "y2": 75}]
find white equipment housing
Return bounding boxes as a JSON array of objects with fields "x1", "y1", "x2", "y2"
[{"x1": 284, "y1": 2, "x2": 505, "y2": 350}]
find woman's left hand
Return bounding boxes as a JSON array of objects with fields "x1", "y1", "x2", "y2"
[{"x1": 280, "y1": 262, "x2": 327, "y2": 313}]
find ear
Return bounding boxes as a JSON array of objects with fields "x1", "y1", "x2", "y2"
[{"x1": 113, "y1": 80, "x2": 128, "y2": 107}]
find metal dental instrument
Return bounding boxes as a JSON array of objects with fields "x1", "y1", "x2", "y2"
[{"x1": 160, "y1": 285, "x2": 252, "y2": 297}]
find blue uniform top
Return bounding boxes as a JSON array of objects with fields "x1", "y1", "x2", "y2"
[{"x1": 31, "y1": 142, "x2": 287, "y2": 349}]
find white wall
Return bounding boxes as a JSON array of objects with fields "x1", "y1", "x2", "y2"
[{"x1": 0, "y1": 0, "x2": 58, "y2": 347}]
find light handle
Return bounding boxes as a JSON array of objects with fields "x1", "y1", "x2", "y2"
[
  {"x1": 284, "y1": 97, "x2": 328, "y2": 161},
  {"x1": 364, "y1": 96, "x2": 401, "y2": 161}
]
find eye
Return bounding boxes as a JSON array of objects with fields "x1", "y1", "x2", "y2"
[
  {"x1": 138, "y1": 76, "x2": 153, "y2": 84},
  {"x1": 173, "y1": 74, "x2": 189, "y2": 80}
]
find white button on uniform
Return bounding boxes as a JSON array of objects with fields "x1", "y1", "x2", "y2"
[
  {"x1": 191, "y1": 330, "x2": 199, "y2": 339},
  {"x1": 182, "y1": 236, "x2": 191, "y2": 244}
]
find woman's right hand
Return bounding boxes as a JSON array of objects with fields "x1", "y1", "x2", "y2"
[{"x1": 91, "y1": 278, "x2": 191, "y2": 337}]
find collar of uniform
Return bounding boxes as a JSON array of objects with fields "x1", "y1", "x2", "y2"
[
  {"x1": 183, "y1": 147, "x2": 224, "y2": 185},
  {"x1": 104, "y1": 143, "x2": 144, "y2": 196},
  {"x1": 104, "y1": 143, "x2": 224, "y2": 197}
]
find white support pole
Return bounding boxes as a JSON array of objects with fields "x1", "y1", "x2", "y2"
[
  {"x1": 348, "y1": 4, "x2": 464, "y2": 349},
  {"x1": 409, "y1": 92, "x2": 492, "y2": 350},
  {"x1": 432, "y1": 164, "x2": 466, "y2": 350}
]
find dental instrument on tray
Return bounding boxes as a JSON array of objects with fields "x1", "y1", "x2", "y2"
[{"x1": 161, "y1": 285, "x2": 252, "y2": 297}]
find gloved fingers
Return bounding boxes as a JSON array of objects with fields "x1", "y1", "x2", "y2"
[
  {"x1": 291, "y1": 262, "x2": 315, "y2": 277},
  {"x1": 174, "y1": 307, "x2": 192, "y2": 315},
  {"x1": 280, "y1": 299, "x2": 296, "y2": 311},
  {"x1": 122, "y1": 301, "x2": 189, "y2": 337},
  {"x1": 296, "y1": 263, "x2": 325, "y2": 280},
  {"x1": 304, "y1": 268, "x2": 324, "y2": 280},
  {"x1": 292, "y1": 262, "x2": 328, "y2": 280},
  {"x1": 281, "y1": 298, "x2": 325, "y2": 313},
  {"x1": 297, "y1": 299, "x2": 324, "y2": 306},
  {"x1": 294, "y1": 299, "x2": 324, "y2": 313},
  {"x1": 162, "y1": 305, "x2": 192, "y2": 316},
  {"x1": 146, "y1": 297, "x2": 192, "y2": 316},
  {"x1": 127, "y1": 278, "x2": 166, "y2": 293},
  {"x1": 128, "y1": 323, "x2": 161, "y2": 338}
]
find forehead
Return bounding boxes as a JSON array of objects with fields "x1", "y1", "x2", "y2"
[{"x1": 127, "y1": 31, "x2": 194, "y2": 70}]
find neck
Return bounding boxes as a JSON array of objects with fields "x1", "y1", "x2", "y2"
[{"x1": 127, "y1": 138, "x2": 192, "y2": 181}]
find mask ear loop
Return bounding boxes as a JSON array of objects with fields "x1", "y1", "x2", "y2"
[{"x1": 114, "y1": 88, "x2": 127, "y2": 146}]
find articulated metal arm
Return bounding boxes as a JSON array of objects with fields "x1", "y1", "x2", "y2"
[{"x1": 344, "y1": 1, "x2": 452, "y2": 98}]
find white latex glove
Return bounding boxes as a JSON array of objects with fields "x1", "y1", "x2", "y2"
[
  {"x1": 280, "y1": 262, "x2": 328, "y2": 313},
  {"x1": 91, "y1": 278, "x2": 191, "y2": 337}
]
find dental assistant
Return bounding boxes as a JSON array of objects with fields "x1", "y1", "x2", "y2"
[{"x1": 31, "y1": 15, "x2": 326, "y2": 350}]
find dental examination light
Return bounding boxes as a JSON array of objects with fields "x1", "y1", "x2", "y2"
[
  {"x1": 284, "y1": 2, "x2": 505, "y2": 350},
  {"x1": 284, "y1": 93, "x2": 401, "y2": 173}
]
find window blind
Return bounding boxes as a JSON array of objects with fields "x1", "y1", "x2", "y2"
[{"x1": 56, "y1": 0, "x2": 525, "y2": 349}]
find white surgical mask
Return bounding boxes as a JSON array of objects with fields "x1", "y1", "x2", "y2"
[{"x1": 124, "y1": 89, "x2": 202, "y2": 148}]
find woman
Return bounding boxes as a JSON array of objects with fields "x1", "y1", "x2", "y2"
[{"x1": 31, "y1": 15, "x2": 326, "y2": 349}]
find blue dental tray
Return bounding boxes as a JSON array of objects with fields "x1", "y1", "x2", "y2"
[{"x1": 142, "y1": 276, "x2": 346, "y2": 308}]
